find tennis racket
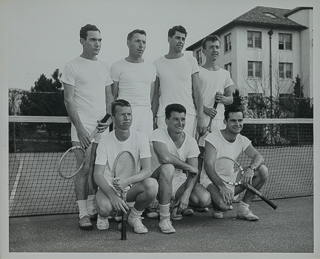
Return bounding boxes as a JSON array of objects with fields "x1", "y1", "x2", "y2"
[
  {"x1": 112, "y1": 151, "x2": 136, "y2": 240},
  {"x1": 197, "y1": 100, "x2": 219, "y2": 176},
  {"x1": 58, "y1": 113, "x2": 111, "y2": 179},
  {"x1": 197, "y1": 100, "x2": 219, "y2": 144},
  {"x1": 206, "y1": 100, "x2": 219, "y2": 133},
  {"x1": 215, "y1": 156, "x2": 277, "y2": 210}
]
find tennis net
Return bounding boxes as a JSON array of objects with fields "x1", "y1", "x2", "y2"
[{"x1": 8, "y1": 116, "x2": 313, "y2": 217}]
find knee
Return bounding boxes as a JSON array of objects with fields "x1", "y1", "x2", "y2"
[
  {"x1": 198, "y1": 192, "x2": 211, "y2": 208},
  {"x1": 96, "y1": 195, "x2": 113, "y2": 216},
  {"x1": 142, "y1": 178, "x2": 159, "y2": 198},
  {"x1": 159, "y1": 164, "x2": 175, "y2": 180},
  {"x1": 257, "y1": 165, "x2": 268, "y2": 181}
]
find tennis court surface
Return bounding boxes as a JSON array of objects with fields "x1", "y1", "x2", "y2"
[
  {"x1": 9, "y1": 196, "x2": 314, "y2": 254},
  {"x1": 7, "y1": 116, "x2": 317, "y2": 258}
]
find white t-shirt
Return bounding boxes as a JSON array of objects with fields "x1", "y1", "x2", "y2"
[
  {"x1": 95, "y1": 129, "x2": 151, "y2": 185},
  {"x1": 61, "y1": 56, "x2": 113, "y2": 123},
  {"x1": 150, "y1": 128, "x2": 200, "y2": 176},
  {"x1": 153, "y1": 54, "x2": 200, "y2": 116},
  {"x1": 203, "y1": 129, "x2": 251, "y2": 183},
  {"x1": 110, "y1": 59, "x2": 156, "y2": 106},
  {"x1": 199, "y1": 67, "x2": 234, "y2": 122}
]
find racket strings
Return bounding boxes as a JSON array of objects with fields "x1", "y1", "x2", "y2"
[
  {"x1": 59, "y1": 148, "x2": 86, "y2": 177},
  {"x1": 214, "y1": 158, "x2": 244, "y2": 186},
  {"x1": 114, "y1": 152, "x2": 135, "y2": 179},
  {"x1": 215, "y1": 159, "x2": 234, "y2": 175}
]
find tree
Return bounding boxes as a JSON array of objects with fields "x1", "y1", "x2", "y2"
[
  {"x1": 291, "y1": 75, "x2": 313, "y2": 118},
  {"x1": 237, "y1": 73, "x2": 313, "y2": 146},
  {"x1": 13, "y1": 69, "x2": 70, "y2": 152},
  {"x1": 19, "y1": 69, "x2": 67, "y2": 116},
  {"x1": 9, "y1": 89, "x2": 23, "y2": 115}
]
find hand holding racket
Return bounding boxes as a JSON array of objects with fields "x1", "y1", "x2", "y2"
[
  {"x1": 215, "y1": 156, "x2": 277, "y2": 210},
  {"x1": 197, "y1": 98, "x2": 219, "y2": 145},
  {"x1": 58, "y1": 113, "x2": 111, "y2": 179},
  {"x1": 206, "y1": 100, "x2": 219, "y2": 133},
  {"x1": 112, "y1": 151, "x2": 136, "y2": 240}
]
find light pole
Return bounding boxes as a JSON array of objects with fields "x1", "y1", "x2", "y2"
[{"x1": 268, "y1": 29, "x2": 273, "y2": 118}]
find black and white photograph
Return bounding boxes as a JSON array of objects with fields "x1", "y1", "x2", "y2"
[{"x1": 1, "y1": 0, "x2": 319, "y2": 258}]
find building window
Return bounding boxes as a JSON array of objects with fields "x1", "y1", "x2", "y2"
[
  {"x1": 279, "y1": 63, "x2": 292, "y2": 79},
  {"x1": 264, "y1": 12, "x2": 277, "y2": 18},
  {"x1": 279, "y1": 33, "x2": 292, "y2": 50},
  {"x1": 224, "y1": 63, "x2": 232, "y2": 78},
  {"x1": 195, "y1": 49, "x2": 202, "y2": 65},
  {"x1": 247, "y1": 31, "x2": 262, "y2": 48},
  {"x1": 248, "y1": 61, "x2": 262, "y2": 78},
  {"x1": 224, "y1": 34, "x2": 231, "y2": 52}
]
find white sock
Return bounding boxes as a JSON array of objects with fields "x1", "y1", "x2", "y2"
[
  {"x1": 98, "y1": 214, "x2": 108, "y2": 221},
  {"x1": 129, "y1": 207, "x2": 143, "y2": 219},
  {"x1": 87, "y1": 195, "x2": 97, "y2": 215},
  {"x1": 77, "y1": 200, "x2": 89, "y2": 219},
  {"x1": 159, "y1": 203, "x2": 170, "y2": 221},
  {"x1": 239, "y1": 201, "x2": 249, "y2": 210}
]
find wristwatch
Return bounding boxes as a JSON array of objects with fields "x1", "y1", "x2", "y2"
[{"x1": 249, "y1": 165, "x2": 256, "y2": 171}]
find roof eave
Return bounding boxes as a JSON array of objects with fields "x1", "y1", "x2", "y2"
[
  {"x1": 284, "y1": 7, "x2": 313, "y2": 17},
  {"x1": 186, "y1": 21, "x2": 308, "y2": 51}
]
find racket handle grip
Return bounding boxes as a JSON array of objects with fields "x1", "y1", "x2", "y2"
[
  {"x1": 207, "y1": 101, "x2": 219, "y2": 133},
  {"x1": 121, "y1": 212, "x2": 128, "y2": 240},
  {"x1": 260, "y1": 195, "x2": 277, "y2": 210},
  {"x1": 100, "y1": 113, "x2": 111, "y2": 123},
  {"x1": 247, "y1": 185, "x2": 277, "y2": 210},
  {"x1": 89, "y1": 114, "x2": 112, "y2": 140}
]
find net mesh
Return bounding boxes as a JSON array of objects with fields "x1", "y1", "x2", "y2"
[{"x1": 8, "y1": 117, "x2": 313, "y2": 217}]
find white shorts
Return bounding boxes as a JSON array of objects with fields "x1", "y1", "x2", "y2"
[
  {"x1": 172, "y1": 171, "x2": 187, "y2": 199},
  {"x1": 157, "y1": 114, "x2": 197, "y2": 137},
  {"x1": 71, "y1": 121, "x2": 109, "y2": 143},
  {"x1": 131, "y1": 105, "x2": 153, "y2": 138},
  {"x1": 200, "y1": 171, "x2": 238, "y2": 200},
  {"x1": 200, "y1": 173, "x2": 235, "y2": 196}
]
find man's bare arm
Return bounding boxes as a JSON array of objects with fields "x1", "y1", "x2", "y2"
[
  {"x1": 153, "y1": 141, "x2": 198, "y2": 174},
  {"x1": 63, "y1": 82, "x2": 90, "y2": 147}
]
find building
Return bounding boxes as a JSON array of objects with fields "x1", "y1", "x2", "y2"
[{"x1": 186, "y1": 6, "x2": 313, "y2": 99}]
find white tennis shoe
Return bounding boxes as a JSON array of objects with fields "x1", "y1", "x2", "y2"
[
  {"x1": 128, "y1": 216, "x2": 148, "y2": 234},
  {"x1": 212, "y1": 209, "x2": 224, "y2": 219},
  {"x1": 97, "y1": 215, "x2": 109, "y2": 230},
  {"x1": 237, "y1": 201, "x2": 259, "y2": 221},
  {"x1": 159, "y1": 218, "x2": 176, "y2": 234}
]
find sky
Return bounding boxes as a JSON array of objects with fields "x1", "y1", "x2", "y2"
[
  {"x1": 1, "y1": 0, "x2": 320, "y2": 258},
  {"x1": 1, "y1": 0, "x2": 319, "y2": 91}
]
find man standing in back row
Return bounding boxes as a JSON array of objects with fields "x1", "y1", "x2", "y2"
[
  {"x1": 198, "y1": 35, "x2": 236, "y2": 146},
  {"x1": 153, "y1": 25, "x2": 206, "y2": 138},
  {"x1": 62, "y1": 24, "x2": 114, "y2": 230},
  {"x1": 111, "y1": 29, "x2": 156, "y2": 138},
  {"x1": 197, "y1": 35, "x2": 237, "y2": 174}
]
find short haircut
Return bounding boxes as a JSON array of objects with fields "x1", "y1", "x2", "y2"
[
  {"x1": 165, "y1": 103, "x2": 186, "y2": 119},
  {"x1": 224, "y1": 105, "x2": 244, "y2": 120},
  {"x1": 168, "y1": 25, "x2": 187, "y2": 38},
  {"x1": 111, "y1": 99, "x2": 131, "y2": 116},
  {"x1": 127, "y1": 29, "x2": 146, "y2": 41},
  {"x1": 80, "y1": 24, "x2": 100, "y2": 40},
  {"x1": 201, "y1": 35, "x2": 221, "y2": 49}
]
